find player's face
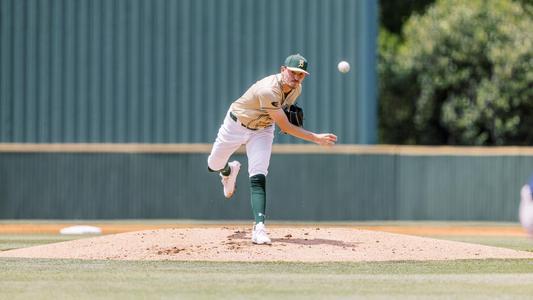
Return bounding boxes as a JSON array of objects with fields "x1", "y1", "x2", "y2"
[{"x1": 281, "y1": 67, "x2": 307, "y2": 88}]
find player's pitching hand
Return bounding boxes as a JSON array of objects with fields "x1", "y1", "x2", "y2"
[{"x1": 314, "y1": 133, "x2": 337, "y2": 146}]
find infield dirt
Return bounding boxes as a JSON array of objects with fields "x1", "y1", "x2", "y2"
[{"x1": 1, "y1": 226, "x2": 533, "y2": 262}]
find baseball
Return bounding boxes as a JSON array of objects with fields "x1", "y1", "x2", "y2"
[{"x1": 337, "y1": 61, "x2": 350, "y2": 73}]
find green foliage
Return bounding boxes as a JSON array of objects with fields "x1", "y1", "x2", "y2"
[
  {"x1": 379, "y1": 0, "x2": 435, "y2": 35},
  {"x1": 379, "y1": 0, "x2": 533, "y2": 145},
  {"x1": 378, "y1": 29, "x2": 419, "y2": 144}
]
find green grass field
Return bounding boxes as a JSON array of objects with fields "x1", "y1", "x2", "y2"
[{"x1": 2, "y1": 229, "x2": 533, "y2": 299}]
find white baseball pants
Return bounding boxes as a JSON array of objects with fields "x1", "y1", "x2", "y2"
[{"x1": 207, "y1": 110, "x2": 275, "y2": 177}]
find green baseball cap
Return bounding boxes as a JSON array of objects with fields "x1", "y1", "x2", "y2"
[{"x1": 284, "y1": 53, "x2": 309, "y2": 75}]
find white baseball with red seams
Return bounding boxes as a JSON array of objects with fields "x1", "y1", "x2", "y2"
[{"x1": 337, "y1": 61, "x2": 350, "y2": 73}]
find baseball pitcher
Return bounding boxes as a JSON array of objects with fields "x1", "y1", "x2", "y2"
[{"x1": 207, "y1": 54, "x2": 337, "y2": 244}]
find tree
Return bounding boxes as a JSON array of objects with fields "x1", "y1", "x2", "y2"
[
  {"x1": 379, "y1": 0, "x2": 434, "y2": 35},
  {"x1": 379, "y1": 0, "x2": 533, "y2": 145}
]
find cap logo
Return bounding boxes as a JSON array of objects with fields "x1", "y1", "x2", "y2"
[{"x1": 298, "y1": 59, "x2": 305, "y2": 68}]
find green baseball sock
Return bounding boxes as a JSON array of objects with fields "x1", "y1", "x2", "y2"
[
  {"x1": 220, "y1": 163, "x2": 231, "y2": 176},
  {"x1": 250, "y1": 174, "x2": 266, "y2": 224}
]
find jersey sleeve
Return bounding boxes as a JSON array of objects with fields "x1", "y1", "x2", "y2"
[{"x1": 257, "y1": 88, "x2": 282, "y2": 111}]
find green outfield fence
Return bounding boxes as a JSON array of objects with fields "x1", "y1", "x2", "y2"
[{"x1": 1, "y1": 144, "x2": 532, "y2": 221}]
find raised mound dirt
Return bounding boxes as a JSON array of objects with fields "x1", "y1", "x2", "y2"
[{"x1": 1, "y1": 226, "x2": 533, "y2": 262}]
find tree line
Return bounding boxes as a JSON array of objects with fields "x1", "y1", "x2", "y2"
[{"x1": 378, "y1": 0, "x2": 533, "y2": 145}]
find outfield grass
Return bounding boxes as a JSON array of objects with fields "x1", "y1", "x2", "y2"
[
  {"x1": 1, "y1": 230, "x2": 533, "y2": 299},
  {"x1": 1, "y1": 258, "x2": 533, "y2": 299},
  {"x1": 431, "y1": 235, "x2": 533, "y2": 252},
  {"x1": 0, "y1": 234, "x2": 89, "y2": 251}
]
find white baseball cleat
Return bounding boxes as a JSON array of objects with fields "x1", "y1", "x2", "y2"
[
  {"x1": 252, "y1": 222, "x2": 272, "y2": 245},
  {"x1": 220, "y1": 161, "x2": 241, "y2": 198}
]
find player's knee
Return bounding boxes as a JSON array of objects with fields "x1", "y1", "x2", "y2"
[{"x1": 207, "y1": 156, "x2": 224, "y2": 172}]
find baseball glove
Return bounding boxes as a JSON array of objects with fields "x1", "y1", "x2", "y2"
[{"x1": 283, "y1": 104, "x2": 304, "y2": 127}]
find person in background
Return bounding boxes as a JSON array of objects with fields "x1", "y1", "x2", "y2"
[{"x1": 519, "y1": 175, "x2": 533, "y2": 237}]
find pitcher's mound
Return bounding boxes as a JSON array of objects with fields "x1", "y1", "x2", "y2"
[{"x1": 2, "y1": 227, "x2": 533, "y2": 261}]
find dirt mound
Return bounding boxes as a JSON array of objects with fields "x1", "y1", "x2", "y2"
[{"x1": 2, "y1": 227, "x2": 532, "y2": 262}]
